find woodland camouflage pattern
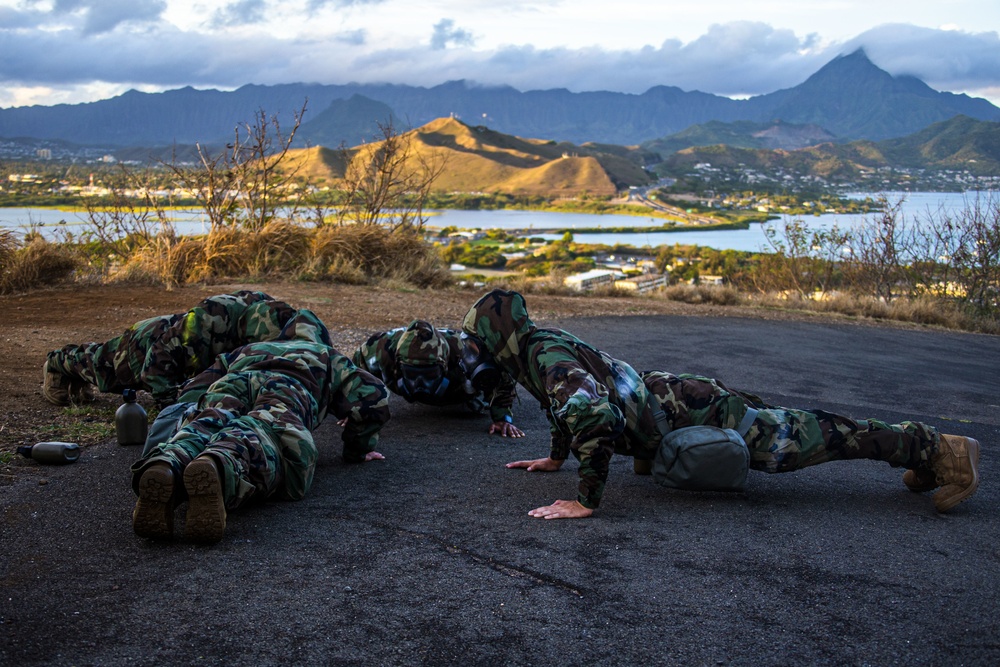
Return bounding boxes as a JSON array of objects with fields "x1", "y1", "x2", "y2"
[
  {"x1": 131, "y1": 309, "x2": 390, "y2": 509},
  {"x1": 463, "y1": 289, "x2": 940, "y2": 509},
  {"x1": 641, "y1": 371, "x2": 939, "y2": 473},
  {"x1": 45, "y1": 291, "x2": 297, "y2": 405},
  {"x1": 353, "y1": 320, "x2": 515, "y2": 420}
]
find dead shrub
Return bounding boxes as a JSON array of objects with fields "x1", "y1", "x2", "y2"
[
  {"x1": 0, "y1": 229, "x2": 16, "y2": 271},
  {"x1": 302, "y1": 224, "x2": 447, "y2": 285},
  {"x1": 662, "y1": 283, "x2": 744, "y2": 306},
  {"x1": 0, "y1": 237, "x2": 79, "y2": 294},
  {"x1": 589, "y1": 284, "x2": 636, "y2": 299}
]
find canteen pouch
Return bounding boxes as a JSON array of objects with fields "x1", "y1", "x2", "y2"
[
  {"x1": 652, "y1": 425, "x2": 750, "y2": 492},
  {"x1": 141, "y1": 401, "x2": 197, "y2": 458}
]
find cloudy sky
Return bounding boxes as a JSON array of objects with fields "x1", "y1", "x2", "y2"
[{"x1": 1, "y1": 0, "x2": 999, "y2": 109}]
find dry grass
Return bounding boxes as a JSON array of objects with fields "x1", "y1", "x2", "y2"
[
  {"x1": 750, "y1": 291, "x2": 999, "y2": 334},
  {"x1": 662, "y1": 283, "x2": 745, "y2": 306},
  {"x1": 0, "y1": 234, "x2": 79, "y2": 295},
  {"x1": 108, "y1": 222, "x2": 452, "y2": 289}
]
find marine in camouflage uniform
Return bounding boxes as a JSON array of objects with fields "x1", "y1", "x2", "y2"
[
  {"x1": 353, "y1": 319, "x2": 521, "y2": 436},
  {"x1": 130, "y1": 308, "x2": 390, "y2": 544},
  {"x1": 42, "y1": 290, "x2": 297, "y2": 407},
  {"x1": 462, "y1": 289, "x2": 980, "y2": 519}
]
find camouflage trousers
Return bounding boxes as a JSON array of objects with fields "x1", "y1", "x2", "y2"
[
  {"x1": 130, "y1": 369, "x2": 320, "y2": 509},
  {"x1": 46, "y1": 341, "x2": 117, "y2": 390},
  {"x1": 642, "y1": 371, "x2": 940, "y2": 472},
  {"x1": 46, "y1": 324, "x2": 171, "y2": 397}
]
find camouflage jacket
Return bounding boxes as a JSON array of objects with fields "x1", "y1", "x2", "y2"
[
  {"x1": 353, "y1": 325, "x2": 515, "y2": 421},
  {"x1": 463, "y1": 289, "x2": 661, "y2": 509},
  {"x1": 178, "y1": 309, "x2": 390, "y2": 463},
  {"x1": 125, "y1": 290, "x2": 296, "y2": 404}
]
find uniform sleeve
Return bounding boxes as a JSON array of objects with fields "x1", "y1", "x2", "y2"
[
  {"x1": 486, "y1": 374, "x2": 517, "y2": 423},
  {"x1": 541, "y1": 345, "x2": 625, "y2": 510},
  {"x1": 328, "y1": 357, "x2": 391, "y2": 463}
]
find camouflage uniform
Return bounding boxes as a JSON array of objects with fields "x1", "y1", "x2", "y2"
[
  {"x1": 353, "y1": 320, "x2": 515, "y2": 422},
  {"x1": 45, "y1": 290, "x2": 297, "y2": 406},
  {"x1": 131, "y1": 309, "x2": 390, "y2": 510},
  {"x1": 463, "y1": 289, "x2": 940, "y2": 510}
]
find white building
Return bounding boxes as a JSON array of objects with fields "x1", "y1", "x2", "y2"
[
  {"x1": 564, "y1": 269, "x2": 618, "y2": 291},
  {"x1": 614, "y1": 274, "x2": 668, "y2": 293}
]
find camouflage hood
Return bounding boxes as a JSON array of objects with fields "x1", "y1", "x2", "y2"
[
  {"x1": 396, "y1": 320, "x2": 449, "y2": 367},
  {"x1": 461, "y1": 290, "x2": 535, "y2": 381},
  {"x1": 274, "y1": 309, "x2": 333, "y2": 348}
]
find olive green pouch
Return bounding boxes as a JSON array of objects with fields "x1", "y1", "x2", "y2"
[{"x1": 651, "y1": 407, "x2": 757, "y2": 492}]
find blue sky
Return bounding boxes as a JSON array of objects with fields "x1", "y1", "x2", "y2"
[{"x1": 1, "y1": 0, "x2": 998, "y2": 108}]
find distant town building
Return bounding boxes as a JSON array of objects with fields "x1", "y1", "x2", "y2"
[
  {"x1": 8, "y1": 173, "x2": 41, "y2": 183},
  {"x1": 614, "y1": 274, "x2": 668, "y2": 293},
  {"x1": 564, "y1": 269, "x2": 618, "y2": 291}
]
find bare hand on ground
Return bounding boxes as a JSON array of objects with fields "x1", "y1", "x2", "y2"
[
  {"x1": 489, "y1": 421, "x2": 525, "y2": 438},
  {"x1": 527, "y1": 499, "x2": 593, "y2": 520},
  {"x1": 505, "y1": 457, "x2": 564, "y2": 472},
  {"x1": 364, "y1": 451, "x2": 385, "y2": 462}
]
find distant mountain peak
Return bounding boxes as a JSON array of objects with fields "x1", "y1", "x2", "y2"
[{"x1": 805, "y1": 48, "x2": 893, "y2": 86}]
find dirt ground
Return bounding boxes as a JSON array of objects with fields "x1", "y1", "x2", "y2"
[{"x1": 1, "y1": 280, "x2": 770, "y2": 468}]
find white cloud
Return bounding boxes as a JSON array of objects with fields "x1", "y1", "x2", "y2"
[
  {"x1": 430, "y1": 18, "x2": 475, "y2": 50},
  {"x1": 49, "y1": 0, "x2": 167, "y2": 34},
  {"x1": 0, "y1": 1, "x2": 998, "y2": 108},
  {"x1": 843, "y1": 24, "x2": 1000, "y2": 100},
  {"x1": 212, "y1": 0, "x2": 267, "y2": 27}
]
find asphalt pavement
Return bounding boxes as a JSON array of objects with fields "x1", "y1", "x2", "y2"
[{"x1": 2, "y1": 313, "x2": 997, "y2": 666}]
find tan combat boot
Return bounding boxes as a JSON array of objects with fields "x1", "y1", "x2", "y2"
[
  {"x1": 133, "y1": 463, "x2": 178, "y2": 540},
  {"x1": 41, "y1": 361, "x2": 71, "y2": 406},
  {"x1": 902, "y1": 467, "x2": 937, "y2": 493},
  {"x1": 930, "y1": 434, "x2": 980, "y2": 513},
  {"x1": 183, "y1": 455, "x2": 227, "y2": 544}
]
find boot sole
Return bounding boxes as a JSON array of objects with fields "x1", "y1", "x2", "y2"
[
  {"x1": 184, "y1": 458, "x2": 227, "y2": 544},
  {"x1": 133, "y1": 466, "x2": 175, "y2": 539},
  {"x1": 934, "y1": 438, "x2": 980, "y2": 513}
]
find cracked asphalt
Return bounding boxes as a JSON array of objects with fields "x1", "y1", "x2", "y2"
[{"x1": 2, "y1": 314, "x2": 998, "y2": 666}]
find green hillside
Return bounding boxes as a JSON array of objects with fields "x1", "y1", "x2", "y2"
[
  {"x1": 644, "y1": 120, "x2": 836, "y2": 155},
  {"x1": 659, "y1": 115, "x2": 1000, "y2": 178},
  {"x1": 878, "y1": 115, "x2": 1000, "y2": 173}
]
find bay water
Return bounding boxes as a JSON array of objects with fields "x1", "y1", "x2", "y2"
[{"x1": 1, "y1": 191, "x2": 989, "y2": 253}]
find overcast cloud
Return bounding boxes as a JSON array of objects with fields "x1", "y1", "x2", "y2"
[{"x1": 1, "y1": 0, "x2": 998, "y2": 108}]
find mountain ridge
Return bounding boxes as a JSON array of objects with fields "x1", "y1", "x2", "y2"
[{"x1": 2, "y1": 50, "x2": 997, "y2": 149}]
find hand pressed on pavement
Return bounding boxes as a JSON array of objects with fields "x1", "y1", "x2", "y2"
[
  {"x1": 527, "y1": 499, "x2": 593, "y2": 520},
  {"x1": 364, "y1": 451, "x2": 385, "y2": 462},
  {"x1": 505, "y1": 457, "x2": 564, "y2": 472},
  {"x1": 489, "y1": 421, "x2": 525, "y2": 438}
]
